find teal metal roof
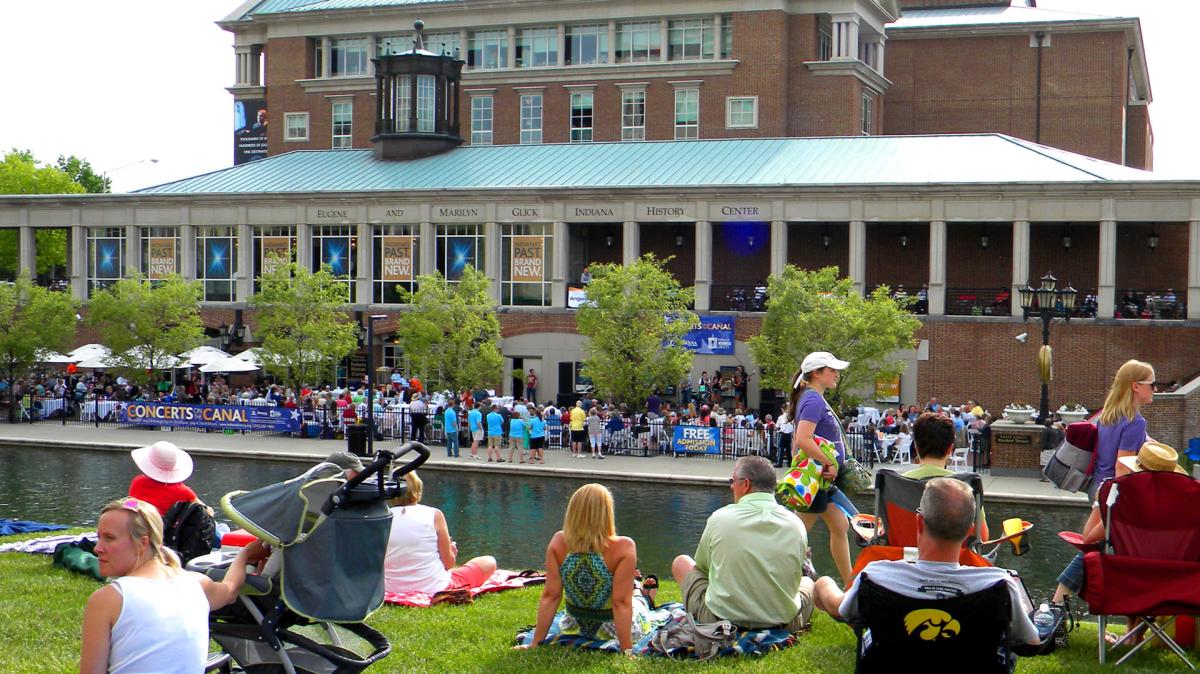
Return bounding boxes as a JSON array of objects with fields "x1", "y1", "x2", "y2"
[
  {"x1": 135, "y1": 135, "x2": 1159, "y2": 195},
  {"x1": 245, "y1": 0, "x2": 457, "y2": 16}
]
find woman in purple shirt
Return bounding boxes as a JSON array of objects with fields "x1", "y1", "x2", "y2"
[
  {"x1": 790, "y1": 351, "x2": 857, "y2": 585},
  {"x1": 1091, "y1": 359, "x2": 1156, "y2": 498}
]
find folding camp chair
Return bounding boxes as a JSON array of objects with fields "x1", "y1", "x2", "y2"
[{"x1": 1063, "y1": 471, "x2": 1200, "y2": 668}]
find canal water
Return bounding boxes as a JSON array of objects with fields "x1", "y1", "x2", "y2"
[{"x1": 0, "y1": 446, "x2": 1086, "y2": 600}]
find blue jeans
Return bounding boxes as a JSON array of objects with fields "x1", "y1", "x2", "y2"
[
  {"x1": 446, "y1": 431, "x2": 459, "y2": 457},
  {"x1": 1057, "y1": 552, "x2": 1085, "y2": 594}
]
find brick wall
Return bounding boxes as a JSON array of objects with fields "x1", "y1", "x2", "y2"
[
  {"x1": 712, "y1": 222, "x2": 771, "y2": 287},
  {"x1": 865, "y1": 223, "x2": 929, "y2": 290},
  {"x1": 946, "y1": 223, "x2": 1011, "y2": 289},
  {"x1": 1144, "y1": 386, "x2": 1200, "y2": 452},
  {"x1": 1125, "y1": 104, "x2": 1153, "y2": 170},
  {"x1": 788, "y1": 223, "x2": 850, "y2": 274}
]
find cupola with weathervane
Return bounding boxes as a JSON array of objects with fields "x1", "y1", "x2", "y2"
[{"x1": 372, "y1": 20, "x2": 464, "y2": 161}]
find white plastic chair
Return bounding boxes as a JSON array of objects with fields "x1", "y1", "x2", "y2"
[
  {"x1": 950, "y1": 446, "x2": 971, "y2": 471},
  {"x1": 892, "y1": 433, "x2": 913, "y2": 464}
]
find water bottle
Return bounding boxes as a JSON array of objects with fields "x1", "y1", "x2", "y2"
[{"x1": 1033, "y1": 603, "x2": 1055, "y2": 639}]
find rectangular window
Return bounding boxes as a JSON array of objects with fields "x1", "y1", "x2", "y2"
[
  {"x1": 674, "y1": 88, "x2": 699, "y2": 140},
  {"x1": 425, "y1": 31, "x2": 461, "y2": 58},
  {"x1": 471, "y1": 95, "x2": 493, "y2": 145},
  {"x1": 726, "y1": 96, "x2": 757, "y2": 128},
  {"x1": 311, "y1": 224, "x2": 357, "y2": 302},
  {"x1": 617, "y1": 21, "x2": 661, "y2": 63},
  {"x1": 566, "y1": 24, "x2": 608, "y2": 65},
  {"x1": 861, "y1": 92, "x2": 874, "y2": 135},
  {"x1": 331, "y1": 100, "x2": 353, "y2": 149},
  {"x1": 416, "y1": 74, "x2": 436, "y2": 133},
  {"x1": 252, "y1": 226, "x2": 295, "y2": 294},
  {"x1": 435, "y1": 224, "x2": 485, "y2": 280},
  {"x1": 819, "y1": 21, "x2": 833, "y2": 61},
  {"x1": 668, "y1": 18, "x2": 714, "y2": 61},
  {"x1": 377, "y1": 34, "x2": 409, "y2": 55},
  {"x1": 468, "y1": 30, "x2": 507, "y2": 70},
  {"x1": 284, "y1": 112, "x2": 309, "y2": 141},
  {"x1": 502, "y1": 223, "x2": 553, "y2": 307},
  {"x1": 520, "y1": 94, "x2": 543, "y2": 144},
  {"x1": 720, "y1": 14, "x2": 733, "y2": 58},
  {"x1": 140, "y1": 227, "x2": 179, "y2": 281},
  {"x1": 373, "y1": 224, "x2": 418, "y2": 303},
  {"x1": 330, "y1": 37, "x2": 368, "y2": 76},
  {"x1": 570, "y1": 92, "x2": 594, "y2": 143},
  {"x1": 86, "y1": 227, "x2": 125, "y2": 297},
  {"x1": 196, "y1": 226, "x2": 237, "y2": 302},
  {"x1": 517, "y1": 27, "x2": 557, "y2": 68},
  {"x1": 621, "y1": 90, "x2": 646, "y2": 141}
]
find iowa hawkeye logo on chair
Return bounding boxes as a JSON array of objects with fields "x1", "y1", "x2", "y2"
[{"x1": 904, "y1": 609, "x2": 961, "y2": 641}]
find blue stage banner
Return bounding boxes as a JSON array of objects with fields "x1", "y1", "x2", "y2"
[
  {"x1": 119, "y1": 401, "x2": 302, "y2": 433},
  {"x1": 679, "y1": 315, "x2": 735, "y2": 355},
  {"x1": 672, "y1": 425, "x2": 721, "y2": 454}
]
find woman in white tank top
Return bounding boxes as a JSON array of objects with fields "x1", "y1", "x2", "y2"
[
  {"x1": 80, "y1": 497, "x2": 261, "y2": 674},
  {"x1": 384, "y1": 471, "x2": 497, "y2": 595}
]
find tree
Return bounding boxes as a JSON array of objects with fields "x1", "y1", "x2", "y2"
[
  {"x1": 575, "y1": 255, "x2": 698, "y2": 406},
  {"x1": 0, "y1": 150, "x2": 86, "y2": 195},
  {"x1": 0, "y1": 151, "x2": 93, "y2": 281},
  {"x1": 0, "y1": 272, "x2": 78, "y2": 420},
  {"x1": 87, "y1": 272, "x2": 205, "y2": 387},
  {"x1": 55, "y1": 154, "x2": 111, "y2": 194},
  {"x1": 250, "y1": 263, "x2": 359, "y2": 391},
  {"x1": 393, "y1": 266, "x2": 503, "y2": 392},
  {"x1": 748, "y1": 265, "x2": 921, "y2": 411}
]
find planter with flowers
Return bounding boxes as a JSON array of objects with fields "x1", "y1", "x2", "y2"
[{"x1": 1004, "y1": 401, "x2": 1035, "y2": 424}]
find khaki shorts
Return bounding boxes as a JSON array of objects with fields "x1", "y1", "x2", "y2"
[
  {"x1": 472, "y1": 429, "x2": 484, "y2": 442},
  {"x1": 681, "y1": 568, "x2": 813, "y2": 633}
]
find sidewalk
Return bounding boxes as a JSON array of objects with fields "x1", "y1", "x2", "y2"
[{"x1": 0, "y1": 422, "x2": 1089, "y2": 506}]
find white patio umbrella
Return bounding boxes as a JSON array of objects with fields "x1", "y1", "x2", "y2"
[
  {"x1": 75, "y1": 353, "x2": 117, "y2": 369},
  {"x1": 38, "y1": 350, "x2": 74, "y2": 363},
  {"x1": 121, "y1": 345, "x2": 183, "y2": 369},
  {"x1": 68, "y1": 343, "x2": 110, "y2": 362},
  {"x1": 199, "y1": 356, "x2": 261, "y2": 374},
  {"x1": 232, "y1": 348, "x2": 263, "y2": 365},
  {"x1": 179, "y1": 345, "x2": 232, "y2": 368}
]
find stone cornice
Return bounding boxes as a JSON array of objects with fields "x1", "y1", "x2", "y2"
[{"x1": 804, "y1": 59, "x2": 891, "y2": 94}]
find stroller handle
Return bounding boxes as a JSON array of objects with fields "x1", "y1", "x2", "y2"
[{"x1": 323, "y1": 442, "x2": 430, "y2": 515}]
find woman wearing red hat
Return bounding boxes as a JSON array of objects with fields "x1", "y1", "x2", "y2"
[{"x1": 127, "y1": 441, "x2": 207, "y2": 517}]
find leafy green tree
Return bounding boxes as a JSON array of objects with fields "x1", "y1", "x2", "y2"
[
  {"x1": 748, "y1": 265, "x2": 921, "y2": 410},
  {"x1": 0, "y1": 150, "x2": 86, "y2": 195},
  {"x1": 87, "y1": 272, "x2": 205, "y2": 387},
  {"x1": 0, "y1": 272, "x2": 78, "y2": 420},
  {"x1": 0, "y1": 151, "x2": 92, "y2": 280},
  {"x1": 575, "y1": 255, "x2": 698, "y2": 406},
  {"x1": 393, "y1": 266, "x2": 503, "y2": 392},
  {"x1": 55, "y1": 154, "x2": 111, "y2": 194},
  {"x1": 250, "y1": 263, "x2": 359, "y2": 391}
]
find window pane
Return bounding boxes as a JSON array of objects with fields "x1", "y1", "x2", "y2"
[
  {"x1": 566, "y1": 24, "x2": 608, "y2": 65},
  {"x1": 617, "y1": 21, "x2": 661, "y2": 62},
  {"x1": 517, "y1": 27, "x2": 557, "y2": 67},
  {"x1": 285, "y1": 113, "x2": 308, "y2": 140},
  {"x1": 471, "y1": 96, "x2": 493, "y2": 145},
  {"x1": 668, "y1": 18, "x2": 714, "y2": 61},
  {"x1": 417, "y1": 74, "x2": 436, "y2": 132},
  {"x1": 332, "y1": 101, "x2": 353, "y2": 149},
  {"x1": 570, "y1": 92, "x2": 593, "y2": 142},
  {"x1": 674, "y1": 89, "x2": 699, "y2": 139},
  {"x1": 331, "y1": 38, "x2": 368, "y2": 76},
  {"x1": 621, "y1": 90, "x2": 645, "y2": 141},
  {"x1": 425, "y1": 32, "x2": 461, "y2": 58},
  {"x1": 520, "y1": 94, "x2": 543, "y2": 144},
  {"x1": 468, "y1": 30, "x2": 507, "y2": 70}
]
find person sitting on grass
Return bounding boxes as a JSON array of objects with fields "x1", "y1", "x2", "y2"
[
  {"x1": 80, "y1": 498, "x2": 260, "y2": 674},
  {"x1": 383, "y1": 471, "x2": 497, "y2": 595},
  {"x1": 516, "y1": 483, "x2": 653, "y2": 656},
  {"x1": 903, "y1": 412, "x2": 989, "y2": 540}
]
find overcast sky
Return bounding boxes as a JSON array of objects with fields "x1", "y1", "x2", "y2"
[{"x1": 0, "y1": 0, "x2": 1195, "y2": 192}]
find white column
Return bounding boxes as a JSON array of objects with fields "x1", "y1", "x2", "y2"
[
  {"x1": 507, "y1": 26, "x2": 517, "y2": 69},
  {"x1": 1011, "y1": 219, "x2": 1030, "y2": 316},
  {"x1": 355, "y1": 222, "x2": 371, "y2": 305},
  {"x1": 125, "y1": 225, "x2": 141, "y2": 277},
  {"x1": 234, "y1": 46, "x2": 251, "y2": 85},
  {"x1": 660, "y1": 19, "x2": 670, "y2": 62},
  {"x1": 321, "y1": 37, "x2": 331, "y2": 78},
  {"x1": 18, "y1": 225, "x2": 36, "y2": 277},
  {"x1": 1189, "y1": 217, "x2": 1200, "y2": 320},
  {"x1": 296, "y1": 222, "x2": 312, "y2": 271},
  {"x1": 366, "y1": 36, "x2": 377, "y2": 76},
  {"x1": 928, "y1": 219, "x2": 946, "y2": 315},
  {"x1": 713, "y1": 14, "x2": 723, "y2": 60},
  {"x1": 419, "y1": 222, "x2": 435, "y2": 276},
  {"x1": 848, "y1": 220, "x2": 866, "y2": 296},
  {"x1": 622, "y1": 221, "x2": 639, "y2": 265},
  {"x1": 179, "y1": 224, "x2": 196, "y2": 279},
  {"x1": 551, "y1": 220, "x2": 567, "y2": 308},
  {"x1": 236, "y1": 224, "x2": 253, "y2": 302},
  {"x1": 831, "y1": 13, "x2": 860, "y2": 60},
  {"x1": 556, "y1": 25, "x2": 566, "y2": 67},
  {"x1": 770, "y1": 220, "x2": 786, "y2": 278},
  {"x1": 694, "y1": 220, "x2": 712, "y2": 311},
  {"x1": 1097, "y1": 218, "x2": 1117, "y2": 320},
  {"x1": 71, "y1": 223, "x2": 87, "y2": 300},
  {"x1": 485, "y1": 221, "x2": 501, "y2": 303},
  {"x1": 608, "y1": 21, "x2": 617, "y2": 64}
]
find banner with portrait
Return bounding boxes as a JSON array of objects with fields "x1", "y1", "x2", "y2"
[
  {"x1": 147, "y1": 238, "x2": 177, "y2": 279},
  {"x1": 261, "y1": 237, "x2": 291, "y2": 275},
  {"x1": 234, "y1": 99, "x2": 268, "y2": 166},
  {"x1": 382, "y1": 236, "x2": 414, "y2": 281},
  {"x1": 510, "y1": 236, "x2": 544, "y2": 283}
]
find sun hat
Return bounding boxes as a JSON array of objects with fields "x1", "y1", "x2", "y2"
[
  {"x1": 801, "y1": 351, "x2": 850, "y2": 375},
  {"x1": 1118, "y1": 441, "x2": 1188, "y2": 475},
  {"x1": 324, "y1": 451, "x2": 365, "y2": 473},
  {"x1": 130, "y1": 441, "x2": 194, "y2": 484}
]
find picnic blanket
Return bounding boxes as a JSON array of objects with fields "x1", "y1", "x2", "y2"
[
  {"x1": 384, "y1": 569, "x2": 546, "y2": 607},
  {"x1": 0, "y1": 532, "x2": 96, "y2": 554},
  {"x1": 516, "y1": 602, "x2": 800, "y2": 658},
  {"x1": 0, "y1": 518, "x2": 68, "y2": 536}
]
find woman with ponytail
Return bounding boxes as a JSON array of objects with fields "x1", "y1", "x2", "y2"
[
  {"x1": 81, "y1": 497, "x2": 261, "y2": 674},
  {"x1": 789, "y1": 351, "x2": 858, "y2": 585}
]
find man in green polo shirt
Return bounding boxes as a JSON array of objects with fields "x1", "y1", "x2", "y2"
[
  {"x1": 671, "y1": 455, "x2": 813, "y2": 631},
  {"x1": 903, "y1": 412, "x2": 989, "y2": 541}
]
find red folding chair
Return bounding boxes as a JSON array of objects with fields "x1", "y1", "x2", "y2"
[{"x1": 1065, "y1": 471, "x2": 1200, "y2": 668}]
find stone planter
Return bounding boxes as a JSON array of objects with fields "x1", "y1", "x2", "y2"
[
  {"x1": 1004, "y1": 407, "x2": 1035, "y2": 424},
  {"x1": 1058, "y1": 410, "x2": 1089, "y2": 424}
]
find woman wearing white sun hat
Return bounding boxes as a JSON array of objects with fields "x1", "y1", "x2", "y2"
[{"x1": 127, "y1": 441, "x2": 208, "y2": 518}]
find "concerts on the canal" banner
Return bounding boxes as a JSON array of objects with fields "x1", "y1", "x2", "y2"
[{"x1": 119, "y1": 401, "x2": 301, "y2": 433}]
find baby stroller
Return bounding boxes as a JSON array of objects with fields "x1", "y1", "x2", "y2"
[{"x1": 189, "y1": 442, "x2": 430, "y2": 674}]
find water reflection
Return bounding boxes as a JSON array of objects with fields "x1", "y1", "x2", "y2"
[{"x1": 0, "y1": 447, "x2": 1085, "y2": 599}]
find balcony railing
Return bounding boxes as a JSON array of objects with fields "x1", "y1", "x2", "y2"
[
  {"x1": 946, "y1": 288, "x2": 1010, "y2": 316},
  {"x1": 869, "y1": 285, "x2": 928, "y2": 315},
  {"x1": 711, "y1": 284, "x2": 767, "y2": 312},
  {"x1": 1116, "y1": 289, "x2": 1186, "y2": 320}
]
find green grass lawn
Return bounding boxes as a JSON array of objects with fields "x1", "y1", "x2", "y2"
[{"x1": 1, "y1": 528, "x2": 1194, "y2": 673}]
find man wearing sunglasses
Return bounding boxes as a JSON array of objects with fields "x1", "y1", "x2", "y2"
[{"x1": 671, "y1": 456, "x2": 814, "y2": 632}]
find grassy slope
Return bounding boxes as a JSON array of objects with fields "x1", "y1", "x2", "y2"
[{"x1": 0, "y1": 529, "x2": 1190, "y2": 673}]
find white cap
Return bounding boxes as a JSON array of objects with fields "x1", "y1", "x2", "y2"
[{"x1": 801, "y1": 351, "x2": 850, "y2": 374}]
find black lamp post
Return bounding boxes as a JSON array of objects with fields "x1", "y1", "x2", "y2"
[
  {"x1": 365, "y1": 314, "x2": 387, "y2": 455},
  {"x1": 1018, "y1": 272, "x2": 1077, "y2": 421}
]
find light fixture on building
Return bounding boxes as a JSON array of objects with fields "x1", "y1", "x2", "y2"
[
  {"x1": 1062, "y1": 231, "x2": 1072, "y2": 250},
  {"x1": 675, "y1": 231, "x2": 684, "y2": 248},
  {"x1": 899, "y1": 229, "x2": 909, "y2": 249},
  {"x1": 747, "y1": 235, "x2": 756, "y2": 248},
  {"x1": 821, "y1": 228, "x2": 831, "y2": 250},
  {"x1": 1148, "y1": 230, "x2": 1160, "y2": 251},
  {"x1": 980, "y1": 228, "x2": 990, "y2": 250},
  {"x1": 605, "y1": 233, "x2": 614, "y2": 247}
]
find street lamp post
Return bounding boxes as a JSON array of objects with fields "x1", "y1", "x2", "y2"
[
  {"x1": 365, "y1": 314, "x2": 387, "y2": 455},
  {"x1": 1018, "y1": 273, "x2": 1077, "y2": 421}
]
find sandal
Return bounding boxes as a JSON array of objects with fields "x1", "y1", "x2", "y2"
[{"x1": 642, "y1": 574, "x2": 659, "y2": 608}]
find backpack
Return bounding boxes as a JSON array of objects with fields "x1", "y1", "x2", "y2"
[
  {"x1": 1043, "y1": 418, "x2": 1099, "y2": 493},
  {"x1": 648, "y1": 607, "x2": 738, "y2": 660},
  {"x1": 162, "y1": 501, "x2": 217, "y2": 565}
]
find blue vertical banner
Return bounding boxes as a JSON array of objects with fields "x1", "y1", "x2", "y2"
[
  {"x1": 96, "y1": 239, "x2": 121, "y2": 277},
  {"x1": 206, "y1": 239, "x2": 232, "y2": 279},
  {"x1": 322, "y1": 237, "x2": 350, "y2": 276},
  {"x1": 446, "y1": 237, "x2": 477, "y2": 280},
  {"x1": 679, "y1": 316, "x2": 736, "y2": 355}
]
